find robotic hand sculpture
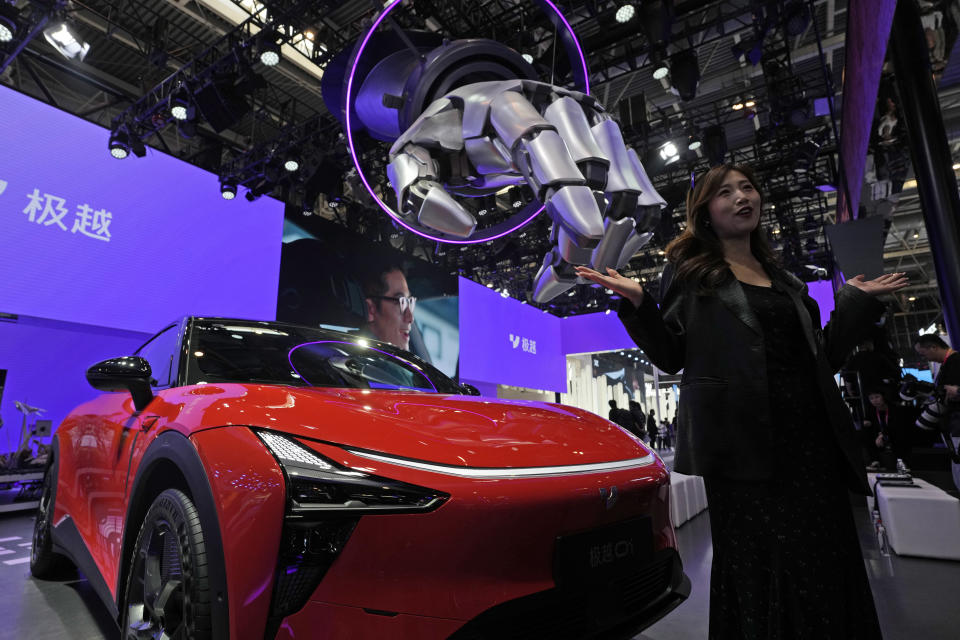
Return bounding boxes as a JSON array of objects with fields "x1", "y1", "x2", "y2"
[{"x1": 327, "y1": 34, "x2": 665, "y2": 303}]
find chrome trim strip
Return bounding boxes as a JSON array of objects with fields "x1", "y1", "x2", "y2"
[{"x1": 344, "y1": 449, "x2": 655, "y2": 478}]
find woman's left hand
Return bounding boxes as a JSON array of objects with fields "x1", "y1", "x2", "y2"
[{"x1": 847, "y1": 272, "x2": 910, "y2": 297}]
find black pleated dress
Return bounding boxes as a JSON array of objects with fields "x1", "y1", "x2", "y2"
[{"x1": 703, "y1": 281, "x2": 883, "y2": 640}]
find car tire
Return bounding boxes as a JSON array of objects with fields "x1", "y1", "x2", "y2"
[
  {"x1": 30, "y1": 457, "x2": 74, "y2": 578},
  {"x1": 120, "y1": 488, "x2": 213, "y2": 640}
]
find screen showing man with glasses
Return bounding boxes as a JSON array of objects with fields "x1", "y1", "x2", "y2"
[{"x1": 362, "y1": 262, "x2": 417, "y2": 351}]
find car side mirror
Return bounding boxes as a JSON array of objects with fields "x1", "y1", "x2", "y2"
[
  {"x1": 86, "y1": 356, "x2": 154, "y2": 412},
  {"x1": 459, "y1": 383, "x2": 481, "y2": 396}
]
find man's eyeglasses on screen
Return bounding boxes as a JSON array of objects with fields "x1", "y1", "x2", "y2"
[{"x1": 371, "y1": 295, "x2": 417, "y2": 313}]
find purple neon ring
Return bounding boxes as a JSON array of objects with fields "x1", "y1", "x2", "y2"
[{"x1": 344, "y1": 0, "x2": 590, "y2": 245}]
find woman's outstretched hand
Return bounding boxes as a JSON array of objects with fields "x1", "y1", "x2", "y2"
[
  {"x1": 847, "y1": 272, "x2": 910, "y2": 297},
  {"x1": 574, "y1": 266, "x2": 645, "y2": 307}
]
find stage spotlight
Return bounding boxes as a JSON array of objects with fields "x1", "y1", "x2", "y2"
[
  {"x1": 169, "y1": 85, "x2": 194, "y2": 121},
  {"x1": 283, "y1": 147, "x2": 301, "y2": 172},
  {"x1": 687, "y1": 134, "x2": 701, "y2": 151},
  {"x1": 522, "y1": 53, "x2": 534, "y2": 63},
  {"x1": 744, "y1": 98, "x2": 756, "y2": 108},
  {"x1": 669, "y1": 49, "x2": 700, "y2": 101},
  {"x1": 615, "y1": 4, "x2": 635, "y2": 23},
  {"x1": 220, "y1": 177, "x2": 237, "y2": 200},
  {"x1": 258, "y1": 30, "x2": 281, "y2": 67},
  {"x1": 43, "y1": 20, "x2": 90, "y2": 61},
  {"x1": 650, "y1": 48, "x2": 669, "y2": 80},
  {"x1": 0, "y1": 3, "x2": 19, "y2": 43},
  {"x1": 732, "y1": 99, "x2": 744, "y2": 111},
  {"x1": 508, "y1": 186, "x2": 524, "y2": 208},
  {"x1": 659, "y1": 140, "x2": 679, "y2": 164},
  {"x1": 108, "y1": 127, "x2": 131, "y2": 160}
]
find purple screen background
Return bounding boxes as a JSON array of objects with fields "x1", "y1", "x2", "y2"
[
  {"x1": 0, "y1": 85, "x2": 284, "y2": 334},
  {"x1": 0, "y1": 316, "x2": 150, "y2": 450},
  {"x1": 807, "y1": 280, "x2": 836, "y2": 328},
  {"x1": 458, "y1": 278, "x2": 565, "y2": 392},
  {"x1": 561, "y1": 311, "x2": 637, "y2": 355}
]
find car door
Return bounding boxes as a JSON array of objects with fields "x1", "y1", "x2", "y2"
[{"x1": 81, "y1": 322, "x2": 181, "y2": 592}]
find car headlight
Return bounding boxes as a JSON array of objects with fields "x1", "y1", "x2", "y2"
[{"x1": 255, "y1": 430, "x2": 449, "y2": 514}]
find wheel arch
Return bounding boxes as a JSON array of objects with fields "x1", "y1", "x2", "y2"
[{"x1": 117, "y1": 430, "x2": 230, "y2": 639}]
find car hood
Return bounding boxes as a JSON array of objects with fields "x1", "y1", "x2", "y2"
[{"x1": 167, "y1": 384, "x2": 650, "y2": 468}]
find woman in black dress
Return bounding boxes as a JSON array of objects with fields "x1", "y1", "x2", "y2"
[{"x1": 576, "y1": 164, "x2": 908, "y2": 639}]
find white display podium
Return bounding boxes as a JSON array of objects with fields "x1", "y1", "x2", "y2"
[
  {"x1": 874, "y1": 476, "x2": 960, "y2": 561},
  {"x1": 669, "y1": 471, "x2": 707, "y2": 527}
]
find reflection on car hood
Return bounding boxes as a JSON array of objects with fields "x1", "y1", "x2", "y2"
[{"x1": 169, "y1": 384, "x2": 650, "y2": 468}]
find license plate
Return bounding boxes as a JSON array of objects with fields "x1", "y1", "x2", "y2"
[{"x1": 554, "y1": 517, "x2": 654, "y2": 587}]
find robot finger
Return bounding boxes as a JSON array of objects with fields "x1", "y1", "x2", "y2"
[
  {"x1": 532, "y1": 248, "x2": 578, "y2": 303},
  {"x1": 591, "y1": 119, "x2": 644, "y2": 220},
  {"x1": 626, "y1": 148, "x2": 666, "y2": 233},
  {"x1": 543, "y1": 96, "x2": 609, "y2": 189},
  {"x1": 387, "y1": 144, "x2": 476, "y2": 237},
  {"x1": 487, "y1": 90, "x2": 604, "y2": 253},
  {"x1": 615, "y1": 231, "x2": 654, "y2": 269},
  {"x1": 590, "y1": 217, "x2": 637, "y2": 274}
]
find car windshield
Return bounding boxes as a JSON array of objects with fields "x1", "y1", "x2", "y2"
[{"x1": 185, "y1": 321, "x2": 460, "y2": 393}]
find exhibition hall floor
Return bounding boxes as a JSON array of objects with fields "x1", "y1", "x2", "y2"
[{"x1": 0, "y1": 493, "x2": 957, "y2": 639}]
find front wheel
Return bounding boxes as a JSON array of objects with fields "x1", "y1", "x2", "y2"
[
  {"x1": 121, "y1": 488, "x2": 213, "y2": 640},
  {"x1": 30, "y1": 457, "x2": 73, "y2": 578}
]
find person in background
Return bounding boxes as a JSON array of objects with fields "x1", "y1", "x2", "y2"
[
  {"x1": 660, "y1": 419, "x2": 672, "y2": 451},
  {"x1": 608, "y1": 399, "x2": 639, "y2": 438},
  {"x1": 914, "y1": 334, "x2": 960, "y2": 489},
  {"x1": 646, "y1": 409, "x2": 657, "y2": 448},
  {"x1": 866, "y1": 388, "x2": 913, "y2": 471},
  {"x1": 361, "y1": 262, "x2": 416, "y2": 351},
  {"x1": 629, "y1": 400, "x2": 647, "y2": 441},
  {"x1": 576, "y1": 163, "x2": 906, "y2": 639}
]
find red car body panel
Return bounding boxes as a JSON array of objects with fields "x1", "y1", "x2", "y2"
[
  {"x1": 53, "y1": 393, "x2": 139, "y2": 600},
  {"x1": 108, "y1": 383, "x2": 651, "y2": 468},
  {"x1": 297, "y1": 441, "x2": 673, "y2": 623},
  {"x1": 51, "y1": 338, "x2": 683, "y2": 639},
  {"x1": 191, "y1": 427, "x2": 287, "y2": 640}
]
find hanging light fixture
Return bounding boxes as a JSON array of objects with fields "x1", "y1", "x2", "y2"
[
  {"x1": 615, "y1": 4, "x2": 636, "y2": 23},
  {"x1": 43, "y1": 20, "x2": 90, "y2": 61},
  {"x1": 258, "y1": 30, "x2": 281, "y2": 67},
  {"x1": 169, "y1": 84, "x2": 194, "y2": 121},
  {"x1": 108, "y1": 127, "x2": 131, "y2": 160},
  {"x1": 220, "y1": 176, "x2": 238, "y2": 200},
  {"x1": 0, "y1": 3, "x2": 19, "y2": 43}
]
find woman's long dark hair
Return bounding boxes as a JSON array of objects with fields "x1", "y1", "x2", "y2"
[{"x1": 664, "y1": 164, "x2": 780, "y2": 293}]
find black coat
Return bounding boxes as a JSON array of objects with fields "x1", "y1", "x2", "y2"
[{"x1": 618, "y1": 266, "x2": 885, "y2": 495}]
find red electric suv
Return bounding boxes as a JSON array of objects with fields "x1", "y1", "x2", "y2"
[{"x1": 31, "y1": 316, "x2": 688, "y2": 639}]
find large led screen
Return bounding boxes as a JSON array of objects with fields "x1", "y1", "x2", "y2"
[
  {"x1": 459, "y1": 277, "x2": 565, "y2": 392},
  {"x1": 0, "y1": 85, "x2": 283, "y2": 334},
  {"x1": 277, "y1": 218, "x2": 459, "y2": 379}
]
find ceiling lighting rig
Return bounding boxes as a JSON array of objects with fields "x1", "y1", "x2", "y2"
[
  {"x1": 216, "y1": 114, "x2": 338, "y2": 204},
  {"x1": 105, "y1": 0, "x2": 323, "y2": 162},
  {"x1": 0, "y1": 0, "x2": 79, "y2": 75}
]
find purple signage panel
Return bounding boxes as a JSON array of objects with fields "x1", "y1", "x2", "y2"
[
  {"x1": 458, "y1": 277, "x2": 565, "y2": 392},
  {"x1": 807, "y1": 280, "x2": 836, "y2": 328},
  {"x1": 0, "y1": 86, "x2": 283, "y2": 334},
  {"x1": 560, "y1": 310, "x2": 637, "y2": 355}
]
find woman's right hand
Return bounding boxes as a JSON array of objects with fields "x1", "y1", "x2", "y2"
[{"x1": 573, "y1": 266, "x2": 645, "y2": 307}]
